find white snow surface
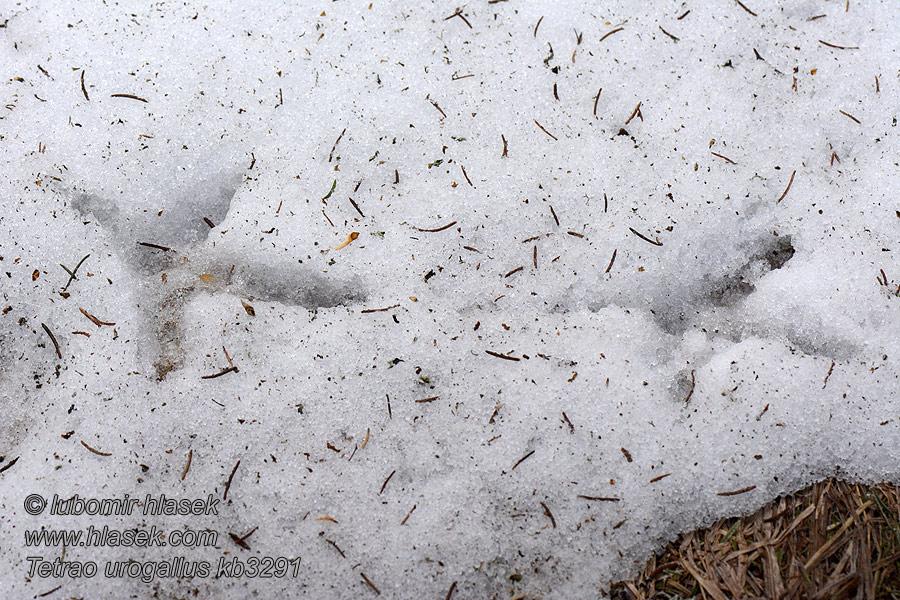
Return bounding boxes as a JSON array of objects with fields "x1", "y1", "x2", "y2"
[{"x1": 0, "y1": 1, "x2": 898, "y2": 598}]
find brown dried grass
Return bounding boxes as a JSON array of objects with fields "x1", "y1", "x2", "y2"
[{"x1": 611, "y1": 479, "x2": 900, "y2": 599}]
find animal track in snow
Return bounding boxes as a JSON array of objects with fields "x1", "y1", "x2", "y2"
[{"x1": 69, "y1": 171, "x2": 366, "y2": 379}]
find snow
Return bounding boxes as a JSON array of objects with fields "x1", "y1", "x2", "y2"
[{"x1": 0, "y1": 1, "x2": 898, "y2": 597}]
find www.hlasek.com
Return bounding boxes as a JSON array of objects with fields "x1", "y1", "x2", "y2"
[{"x1": 23, "y1": 493, "x2": 300, "y2": 581}]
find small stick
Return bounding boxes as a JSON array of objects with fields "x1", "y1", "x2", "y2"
[
  {"x1": 540, "y1": 502, "x2": 557, "y2": 528},
  {"x1": 386, "y1": 394, "x2": 392, "y2": 419},
  {"x1": 604, "y1": 193, "x2": 608, "y2": 212},
  {"x1": 624, "y1": 101, "x2": 642, "y2": 125},
  {"x1": 460, "y1": 164, "x2": 473, "y2": 186},
  {"x1": 81, "y1": 440, "x2": 112, "y2": 456},
  {"x1": 658, "y1": 26, "x2": 679, "y2": 42},
  {"x1": 222, "y1": 346, "x2": 233, "y2": 367},
  {"x1": 577, "y1": 495, "x2": 620, "y2": 501},
  {"x1": 201, "y1": 366, "x2": 238, "y2": 379},
  {"x1": 776, "y1": 170, "x2": 797, "y2": 203},
  {"x1": 717, "y1": 485, "x2": 756, "y2": 497},
  {"x1": 415, "y1": 396, "x2": 439, "y2": 403},
  {"x1": 875, "y1": 75, "x2": 879, "y2": 93},
  {"x1": 533, "y1": 16, "x2": 543, "y2": 37},
  {"x1": 137, "y1": 241, "x2": 172, "y2": 251},
  {"x1": 511, "y1": 450, "x2": 535, "y2": 470},
  {"x1": 628, "y1": 227, "x2": 663, "y2": 246},
  {"x1": 223, "y1": 459, "x2": 240, "y2": 500},
  {"x1": 504, "y1": 266, "x2": 524, "y2": 278},
  {"x1": 72, "y1": 331, "x2": 90, "y2": 337},
  {"x1": 593, "y1": 87, "x2": 602, "y2": 117},
  {"x1": 361, "y1": 304, "x2": 400, "y2": 314},
  {"x1": 567, "y1": 231, "x2": 584, "y2": 238},
  {"x1": 249, "y1": 152, "x2": 256, "y2": 169},
  {"x1": 549, "y1": 205, "x2": 559, "y2": 226},
  {"x1": 839, "y1": 110, "x2": 860, "y2": 124},
  {"x1": 414, "y1": 221, "x2": 457, "y2": 233},
  {"x1": 322, "y1": 210, "x2": 335, "y2": 227},
  {"x1": 650, "y1": 473, "x2": 671, "y2": 483},
  {"x1": 360, "y1": 572, "x2": 381, "y2": 595},
  {"x1": 41, "y1": 323, "x2": 62, "y2": 358},
  {"x1": 678, "y1": 10, "x2": 690, "y2": 19},
  {"x1": 711, "y1": 151, "x2": 736, "y2": 164},
  {"x1": 181, "y1": 449, "x2": 193, "y2": 481},
  {"x1": 110, "y1": 93, "x2": 148, "y2": 103},
  {"x1": 735, "y1": 0, "x2": 757, "y2": 16},
  {"x1": 598, "y1": 27, "x2": 623, "y2": 43},
  {"x1": 501, "y1": 134, "x2": 508, "y2": 157},
  {"x1": 379, "y1": 469, "x2": 396, "y2": 494},
  {"x1": 534, "y1": 119, "x2": 558, "y2": 140},
  {"x1": 605, "y1": 249, "x2": 617, "y2": 273},
  {"x1": 533, "y1": 245, "x2": 538, "y2": 269},
  {"x1": 80, "y1": 70, "x2": 89, "y2": 101},
  {"x1": 79, "y1": 307, "x2": 115, "y2": 327},
  {"x1": 485, "y1": 350, "x2": 520, "y2": 361},
  {"x1": 684, "y1": 370, "x2": 695, "y2": 403},
  {"x1": 394, "y1": 169, "x2": 399, "y2": 184}
]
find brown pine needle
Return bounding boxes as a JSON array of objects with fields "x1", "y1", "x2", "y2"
[
  {"x1": 41, "y1": 323, "x2": 62, "y2": 358},
  {"x1": 605, "y1": 249, "x2": 617, "y2": 273},
  {"x1": 599, "y1": 27, "x2": 624, "y2": 43},
  {"x1": 460, "y1": 164, "x2": 473, "y2": 186},
  {"x1": 624, "y1": 101, "x2": 642, "y2": 125},
  {"x1": 839, "y1": 110, "x2": 861, "y2": 124},
  {"x1": 735, "y1": 0, "x2": 757, "y2": 16},
  {"x1": 486, "y1": 350, "x2": 520, "y2": 361},
  {"x1": 534, "y1": 119, "x2": 558, "y2": 140},
  {"x1": 223, "y1": 459, "x2": 240, "y2": 500},
  {"x1": 79, "y1": 307, "x2": 116, "y2": 327},
  {"x1": 110, "y1": 93, "x2": 148, "y2": 102},
  {"x1": 776, "y1": 170, "x2": 796, "y2": 203},
  {"x1": 414, "y1": 221, "x2": 457, "y2": 233},
  {"x1": 360, "y1": 572, "x2": 381, "y2": 595},
  {"x1": 659, "y1": 25, "x2": 679, "y2": 42},
  {"x1": 577, "y1": 495, "x2": 621, "y2": 502},
  {"x1": 819, "y1": 40, "x2": 859, "y2": 50},
  {"x1": 717, "y1": 485, "x2": 757, "y2": 496},
  {"x1": 711, "y1": 151, "x2": 736, "y2": 164},
  {"x1": 80, "y1": 69, "x2": 89, "y2": 101},
  {"x1": 81, "y1": 440, "x2": 112, "y2": 456},
  {"x1": 379, "y1": 469, "x2": 396, "y2": 494},
  {"x1": 533, "y1": 15, "x2": 543, "y2": 37},
  {"x1": 593, "y1": 87, "x2": 602, "y2": 117},
  {"x1": 181, "y1": 449, "x2": 193, "y2": 481},
  {"x1": 629, "y1": 227, "x2": 663, "y2": 246},
  {"x1": 360, "y1": 304, "x2": 400, "y2": 314},
  {"x1": 202, "y1": 366, "x2": 238, "y2": 379}
]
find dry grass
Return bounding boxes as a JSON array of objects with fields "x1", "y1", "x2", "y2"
[{"x1": 611, "y1": 479, "x2": 900, "y2": 599}]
